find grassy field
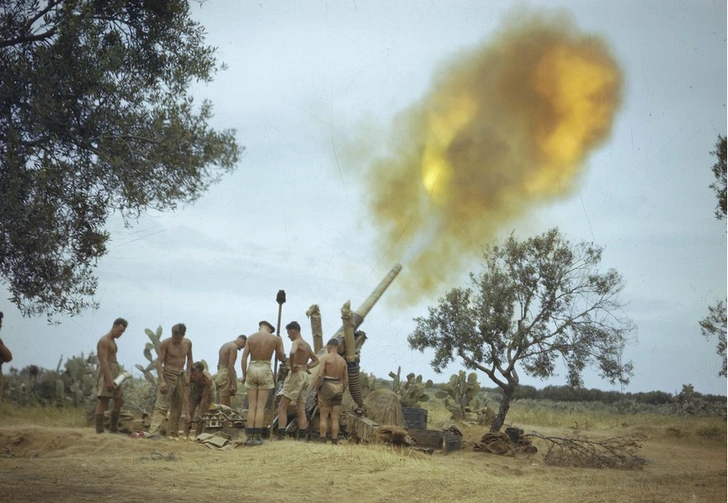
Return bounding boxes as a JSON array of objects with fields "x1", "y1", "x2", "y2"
[{"x1": 0, "y1": 400, "x2": 725, "y2": 503}]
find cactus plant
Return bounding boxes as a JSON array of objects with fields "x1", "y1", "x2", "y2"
[
  {"x1": 399, "y1": 372, "x2": 433, "y2": 408},
  {"x1": 389, "y1": 366, "x2": 432, "y2": 407},
  {"x1": 135, "y1": 326, "x2": 163, "y2": 384},
  {"x1": 388, "y1": 366, "x2": 402, "y2": 392},
  {"x1": 435, "y1": 370, "x2": 481, "y2": 420},
  {"x1": 61, "y1": 352, "x2": 99, "y2": 406}
]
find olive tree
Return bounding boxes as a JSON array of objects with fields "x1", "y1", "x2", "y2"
[
  {"x1": 408, "y1": 228, "x2": 635, "y2": 432},
  {"x1": 0, "y1": 0, "x2": 241, "y2": 318},
  {"x1": 700, "y1": 301, "x2": 726, "y2": 377},
  {"x1": 701, "y1": 135, "x2": 727, "y2": 375},
  {"x1": 708, "y1": 135, "x2": 726, "y2": 221}
]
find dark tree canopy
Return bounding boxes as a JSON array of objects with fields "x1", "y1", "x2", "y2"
[
  {"x1": 700, "y1": 301, "x2": 727, "y2": 377},
  {"x1": 709, "y1": 134, "x2": 726, "y2": 221},
  {"x1": 408, "y1": 228, "x2": 635, "y2": 431},
  {"x1": 0, "y1": 0, "x2": 241, "y2": 317}
]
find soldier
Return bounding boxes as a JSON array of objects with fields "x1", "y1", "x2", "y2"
[
  {"x1": 213, "y1": 335, "x2": 246, "y2": 407},
  {"x1": 276, "y1": 321, "x2": 319, "y2": 440},
  {"x1": 148, "y1": 323, "x2": 192, "y2": 439},
  {"x1": 94, "y1": 318, "x2": 128, "y2": 433},
  {"x1": 0, "y1": 312, "x2": 13, "y2": 405},
  {"x1": 313, "y1": 339, "x2": 348, "y2": 444},
  {"x1": 184, "y1": 361, "x2": 216, "y2": 439},
  {"x1": 241, "y1": 320, "x2": 285, "y2": 445}
]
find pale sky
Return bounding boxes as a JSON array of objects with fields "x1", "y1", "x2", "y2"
[{"x1": 2, "y1": 0, "x2": 726, "y2": 396}]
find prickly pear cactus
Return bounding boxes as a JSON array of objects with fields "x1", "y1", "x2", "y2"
[
  {"x1": 61, "y1": 353, "x2": 99, "y2": 406},
  {"x1": 399, "y1": 372, "x2": 433, "y2": 408},
  {"x1": 135, "y1": 326, "x2": 163, "y2": 384},
  {"x1": 388, "y1": 366, "x2": 402, "y2": 392},
  {"x1": 390, "y1": 367, "x2": 432, "y2": 407},
  {"x1": 435, "y1": 370, "x2": 481, "y2": 420}
]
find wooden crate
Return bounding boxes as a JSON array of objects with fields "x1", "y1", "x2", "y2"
[
  {"x1": 402, "y1": 407, "x2": 428, "y2": 429},
  {"x1": 443, "y1": 432, "x2": 462, "y2": 452},
  {"x1": 408, "y1": 428, "x2": 443, "y2": 449}
]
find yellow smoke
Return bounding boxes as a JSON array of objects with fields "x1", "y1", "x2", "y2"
[{"x1": 360, "y1": 11, "x2": 622, "y2": 304}]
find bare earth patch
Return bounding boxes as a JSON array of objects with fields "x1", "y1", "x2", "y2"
[{"x1": 0, "y1": 425, "x2": 725, "y2": 503}]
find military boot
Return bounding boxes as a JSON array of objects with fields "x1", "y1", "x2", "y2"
[
  {"x1": 253, "y1": 428, "x2": 264, "y2": 446},
  {"x1": 244, "y1": 428, "x2": 255, "y2": 446},
  {"x1": 95, "y1": 414, "x2": 105, "y2": 434},
  {"x1": 296, "y1": 429, "x2": 308, "y2": 442},
  {"x1": 109, "y1": 412, "x2": 120, "y2": 433}
]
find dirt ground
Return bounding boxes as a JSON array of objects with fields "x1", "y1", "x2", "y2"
[{"x1": 0, "y1": 424, "x2": 725, "y2": 503}]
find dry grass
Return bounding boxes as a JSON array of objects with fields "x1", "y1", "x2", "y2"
[
  {"x1": 0, "y1": 403, "x2": 87, "y2": 428},
  {"x1": 0, "y1": 400, "x2": 725, "y2": 503}
]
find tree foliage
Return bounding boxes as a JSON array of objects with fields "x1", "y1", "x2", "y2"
[
  {"x1": 701, "y1": 134, "x2": 727, "y2": 377},
  {"x1": 699, "y1": 301, "x2": 727, "y2": 377},
  {"x1": 709, "y1": 134, "x2": 727, "y2": 221},
  {"x1": 408, "y1": 228, "x2": 635, "y2": 431},
  {"x1": 0, "y1": 0, "x2": 241, "y2": 317}
]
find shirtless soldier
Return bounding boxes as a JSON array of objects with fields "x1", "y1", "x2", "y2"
[
  {"x1": 313, "y1": 339, "x2": 348, "y2": 444},
  {"x1": 184, "y1": 361, "x2": 216, "y2": 439},
  {"x1": 0, "y1": 312, "x2": 14, "y2": 405},
  {"x1": 94, "y1": 318, "x2": 128, "y2": 433},
  {"x1": 213, "y1": 335, "x2": 247, "y2": 407},
  {"x1": 148, "y1": 323, "x2": 193, "y2": 439},
  {"x1": 277, "y1": 321, "x2": 319, "y2": 440},
  {"x1": 241, "y1": 321, "x2": 285, "y2": 445}
]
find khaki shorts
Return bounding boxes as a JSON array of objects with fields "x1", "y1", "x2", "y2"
[
  {"x1": 317, "y1": 378, "x2": 344, "y2": 407},
  {"x1": 245, "y1": 361, "x2": 274, "y2": 391},
  {"x1": 213, "y1": 367, "x2": 234, "y2": 397},
  {"x1": 281, "y1": 368, "x2": 309, "y2": 403},
  {"x1": 95, "y1": 362, "x2": 123, "y2": 400}
]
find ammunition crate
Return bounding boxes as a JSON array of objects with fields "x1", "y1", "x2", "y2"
[
  {"x1": 402, "y1": 407, "x2": 428, "y2": 429},
  {"x1": 408, "y1": 428, "x2": 443, "y2": 449},
  {"x1": 443, "y1": 432, "x2": 462, "y2": 453}
]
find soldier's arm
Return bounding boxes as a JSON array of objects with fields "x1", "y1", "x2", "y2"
[
  {"x1": 157, "y1": 340, "x2": 168, "y2": 391},
  {"x1": 275, "y1": 337, "x2": 286, "y2": 362},
  {"x1": 97, "y1": 338, "x2": 114, "y2": 390},
  {"x1": 227, "y1": 346, "x2": 237, "y2": 393},
  {"x1": 185, "y1": 339, "x2": 193, "y2": 383},
  {"x1": 241, "y1": 343, "x2": 249, "y2": 383},
  {"x1": 306, "y1": 346, "x2": 320, "y2": 371},
  {"x1": 342, "y1": 357, "x2": 349, "y2": 390},
  {"x1": 0, "y1": 339, "x2": 12, "y2": 363}
]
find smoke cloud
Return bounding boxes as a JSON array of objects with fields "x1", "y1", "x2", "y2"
[{"x1": 358, "y1": 10, "x2": 623, "y2": 304}]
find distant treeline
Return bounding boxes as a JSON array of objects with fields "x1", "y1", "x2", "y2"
[{"x1": 505, "y1": 384, "x2": 726, "y2": 406}]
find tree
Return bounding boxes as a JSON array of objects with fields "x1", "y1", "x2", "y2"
[
  {"x1": 701, "y1": 135, "x2": 727, "y2": 376},
  {"x1": 0, "y1": 0, "x2": 241, "y2": 318},
  {"x1": 708, "y1": 135, "x2": 726, "y2": 221},
  {"x1": 699, "y1": 301, "x2": 727, "y2": 377},
  {"x1": 408, "y1": 229, "x2": 635, "y2": 432}
]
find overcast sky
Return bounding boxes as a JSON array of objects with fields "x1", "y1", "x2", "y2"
[{"x1": 2, "y1": 0, "x2": 726, "y2": 396}]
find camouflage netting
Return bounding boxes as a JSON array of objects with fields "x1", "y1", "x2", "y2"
[
  {"x1": 474, "y1": 431, "x2": 515, "y2": 455},
  {"x1": 373, "y1": 425, "x2": 413, "y2": 445},
  {"x1": 363, "y1": 388, "x2": 404, "y2": 428}
]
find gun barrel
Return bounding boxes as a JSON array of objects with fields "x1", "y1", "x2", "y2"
[{"x1": 322, "y1": 263, "x2": 402, "y2": 347}]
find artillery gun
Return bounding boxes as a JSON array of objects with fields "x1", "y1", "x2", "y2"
[{"x1": 274, "y1": 263, "x2": 402, "y2": 438}]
